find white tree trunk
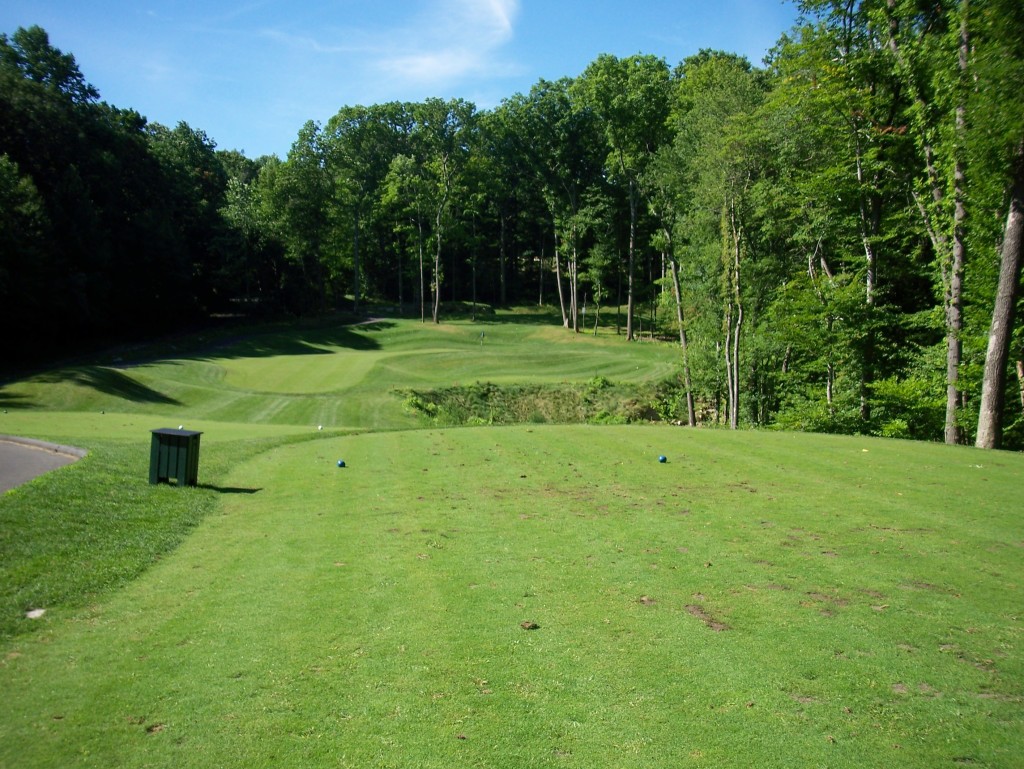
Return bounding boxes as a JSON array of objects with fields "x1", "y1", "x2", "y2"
[{"x1": 976, "y1": 140, "x2": 1024, "y2": 449}]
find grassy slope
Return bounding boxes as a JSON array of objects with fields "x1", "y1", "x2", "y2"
[
  {"x1": 1, "y1": 311, "x2": 1022, "y2": 768},
  {"x1": 1, "y1": 314, "x2": 675, "y2": 430}
]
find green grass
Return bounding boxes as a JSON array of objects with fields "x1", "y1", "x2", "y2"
[
  {"x1": 1, "y1": 311, "x2": 675, "y2": 431},
  {"x1": 1, "y1": 310, "x2": 1022, "y2": 768}
]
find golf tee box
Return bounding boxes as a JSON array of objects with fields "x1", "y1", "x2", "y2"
[{"x1": 149, "y1": 428, "x2": 203, "y2": 486}]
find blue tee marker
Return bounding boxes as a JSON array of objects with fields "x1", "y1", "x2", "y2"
[
  {"x1": 658, "y1": 455, "x2": 667, "y2": 463},
  {"x1": 337, "y1": 459, "x2": 346, "y2": 468}
]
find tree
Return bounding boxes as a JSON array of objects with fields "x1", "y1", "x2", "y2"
[
  {"x1": 872, "y1": 0, "x2": 972, "y2": 444},
  {"x1": 670, "y1": 51, "x2": 767, "y2": 428},
  {"x1": 147, "y1": 121, "x2": 231, "y2": 311},
  {"x1": 504, "y1": 80, "x2": 607, "y2": 331},
  {"x1": 973, "y1": 0, "x2": 1024, "y2": 448},
  {"x1": 477, "y1": 105, "x2": 526, "y2": 307},
  {"x1": 326, "y1": 103, "x2": 412, "y2": 312},
  {"x1": 768, "y1": 7, "x2": 920, "y2": 429},
  {"x1": 0, "y1": 25, "x2": 97, "y2": 105},
  {"x1": 976, "y1": 141, "x2": 1024, "y2": 448},
  {"x1": 221, "y1": 153, "x2": 285, "y2": 309},
  {"x1": 413, "y1": 98, "x2": 476, "y2": 323},
  {"x1": 381, "y1": 153, "x2": 431, "y2": 321},
  {"x1": 1, "y1": 27, "x2": 232, "y2": 355},
  {"x1": 573, "y1": 54, "x2": 672, "y2": 340},
  {"x1": 0, "y1": 154, "x2": 51, "y2": 354},
  {"x1": 262, "y1": 121, "x2": 334, "y2": 313}
]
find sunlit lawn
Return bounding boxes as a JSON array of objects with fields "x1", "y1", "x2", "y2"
[{"x1": 0, "y1": 311, "x2": 1021, "y2": 768}]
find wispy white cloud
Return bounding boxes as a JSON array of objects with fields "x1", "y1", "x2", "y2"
[
  {"x1": 263, "y1": 0, "x2": 521, "y2": 92},
  {"x1": 376, "y1": 0, "x2": 520, "y2": 84},
  {"x1": 260, "y1": 27, "x2": 364, "y2": 56}
]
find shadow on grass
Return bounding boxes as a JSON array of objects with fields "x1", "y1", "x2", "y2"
[
  {"x1": 0, "y1": 392, "x2": 34, "y2": 410},
  {"x1": 198, "y1": 484, "x2": 262, "y2": 495},
  {"x1": 474, "y1": 305, "x2": 627, "y2": 332},
  {"x1": 477, "y1": 309, "x2": 565, "y2": 327},
  {"x1": 198, "y1": 321, "x2": 392, "y2": 361},
  {"x1": 34, "y1": 367, "x2": 181, "y2": 405}
]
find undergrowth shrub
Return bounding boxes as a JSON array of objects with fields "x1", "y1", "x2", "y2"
[{"x1": 403, "y1": 380, "x2": 664, "y2": 426}]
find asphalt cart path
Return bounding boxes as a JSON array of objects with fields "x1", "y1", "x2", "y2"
[{"x1": 0, "y1": 436, "x2": 86, "y2": 493}]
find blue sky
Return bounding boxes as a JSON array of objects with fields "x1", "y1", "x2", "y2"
[{"x1": 2, "y1": 1, "x2": 800, "y2": 158}]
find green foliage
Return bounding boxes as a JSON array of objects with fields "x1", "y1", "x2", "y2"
[
  {"x1": 0, "y1": 25, "x2": 97, "y2": 104},
  {"x1": 402, "y1": 370, "x2": 727, "y2": 428},
  {"x1": 870, "y1": 374, "x2": 946, "y2": 440},
  {"x1": 573, "y1": 53, "x2": 672, "y2": 180},
  {"x1": 773, "y1": 392, "x2": 864, "y2": 435},
  {"x1": 402, "y1": 379, "x2": 661, "y2": 426}
]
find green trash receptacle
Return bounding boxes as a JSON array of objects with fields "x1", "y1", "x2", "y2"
[{"x1": 149, "y1": 428, "x2": 202, "y2": 486}]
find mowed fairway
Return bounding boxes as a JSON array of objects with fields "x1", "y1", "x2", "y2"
[
  {"x1": 1, "y1": 313, "x2": 1022, "y2": 768},
  {"x1": 0, "y1": 315, "x2": 676, "y2": 432}
]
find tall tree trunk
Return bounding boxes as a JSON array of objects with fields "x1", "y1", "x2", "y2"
[
  {"x1": 1016, "y1": 360, "x2": 1024, "y2": 413},
  {"x1": 616, "y1": 254, "x2": 622, "y2": 336},
  {"x1": 352, "y1": 205, "x2": 361, "y2": 313},
  {"x1": 553, "y1": 225, "x2": 569, "y2": 328},
  {"x1": 570, "y1": 222, "x2": 579, "y2": 333},
  {"x1": 626, "y1": 179, "x2": 638, "y2": 341},
  {"x1": 855, "y1": 146, "x2": 880, "y2": 423},
  {"x1": 499, "y1": 211, "x2": 508, "y2": 306},
  {"x1": 944, "y1": 6, "x2": 969, "y2": 444},
  {"x1": 722, "y1": 199, "x2": 743, "y2": 430},
  {"x1": 976, "y1": 139, "x2": 1024, "y2": 449},
  {"x1": 396, "y1": 225, "x2": 403, "y2": 311},
  {"x1": 731, "y1": 247, "x2": 743, "y2": 430},
  {"x1": 886, "y1": 0, "x2": 969, "y2": 443},
  {"x1": 538, "y1": 243, "x2": 545, "y2": 307},
  {"x1": 418, "y1": 217, "x2": 426, "y2": 324},
  {"x1": 808, "y1": 242, "x2": 838, "y2": 409},
  {"x1": 432, "y1": 208, "x2": 443, "y2": 324},
  {"x1": 723, "y1": 302, "x2": 734, "y2": 426},
  {"x1": 667, "y1": 241, "x2": 696, "y2": 426},
  {"x1": 470, "y1": 219, "x2": 478, "y2": 321},
  {"x1": 471, "y1": 255, "x2": 477, "y2": 320}
]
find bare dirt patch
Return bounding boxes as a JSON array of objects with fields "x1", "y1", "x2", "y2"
[
  {"x1": 801, "y1": 591, "x2": 849, "y2": 617},
  {"x1": 685, "y1": 604, "x2": 730, "y2": 631}
]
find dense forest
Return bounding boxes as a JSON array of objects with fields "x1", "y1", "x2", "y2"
[{"x1": 2, "y1": 1, "x2": 1023, "y2": 447}]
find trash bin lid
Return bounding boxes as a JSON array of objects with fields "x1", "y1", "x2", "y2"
[{"x1": 151, "y1": 428, "x2": 203, "y2": 437}]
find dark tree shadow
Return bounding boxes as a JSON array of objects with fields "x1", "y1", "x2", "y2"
[
  {"x1": 0, "y1": 392, "x2": 34, "y2": 410},
  {"x1": 195, "y1": 321, "x2": 392, "y2": 361},
  {"x1": 472, "y1": 307, "x2": 573, "y2": 328},
  {"x1": 34, "y1": 367, "x2": 182, "y2": 405}
]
